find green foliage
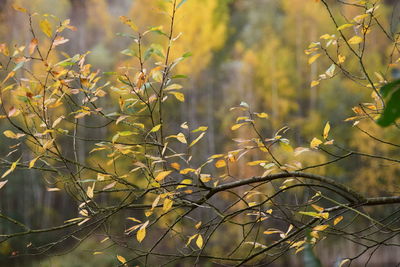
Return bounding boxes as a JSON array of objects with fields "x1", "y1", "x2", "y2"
[{"x1": 377, "y1": 79, "x2": 400, "y2": 127}]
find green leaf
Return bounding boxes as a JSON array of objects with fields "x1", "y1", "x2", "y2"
[
  {"x1": 380, "y1": 79, "x2": 400, "y2": 98},
  {"x1": 182, "y1": 52, "x2": 192, "y2": 58},
  {"x1": 121, "y1": 49, "x2": 136, "y2": 57},
  {"x1": 377, "y1": 87, "x2": 400, "y2": 127}
]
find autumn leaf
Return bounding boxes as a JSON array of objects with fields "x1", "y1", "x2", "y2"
[
  {"x1": 311, "y1": 80, "x2": 320, "y2": 87},
  {"x1": 326, "y1": 64, "x2": 335, "y2": 77},
  {"x1": 323, "y1": 122, "x2": 330, "y2": 139},
  {"x1": 313, "y1": 225, "x2": 329, "y2": 231},
  {"x1": 231, "y1": 123, "x2": 247, "y2": 131},
  {"x1": 29, "y1": 156, "x2": 40, "y2": 169},
  {"x1": 334, "y1": 216, "x2": 344, "y2": 225},
  {"x1": 116, "y1": 255, "x2": 127, "y2": 265},
  {"x1": 348, "y1": 36, "x2": 363, "y2": 45},
  {"x1": 215, "y1": 159, "x2": 226, "y2": 168},
  {"x1": 163, "y1": 198, "x2": 173, "y2": 212},
  {"x1": 137, "y1": 221, "x2": 149, "y2": 243},
  {"x1": 170, "y1": 162, "x2": 180, "y2": 170},
  {"x1": 196, "y1": 234, "x2": 203, "y2": 249},
  {"x1": 119, "y1": 16, "x2": 138, "y2": 31},
  {"x1": 155, "y1": 170, "x2": 172, "y2": 182},
  {"x1": 164, "y1": 84, "x2": 183, "y2": 91},
  {"x1": 52, "y1": 36, "x2": 69, "y2": 48},
  {"x1": 86, "y1": 183, "x2": 95, "y2": 198},
  {"x1": 29, "y1": 38, "x2": 38, "y2": 55},
  {"x1": 177, "y1": 179, "x2": 192, "y2": 189},
  {"x1": 310, "y1": 137, "x2": 322, "y2": 149},
  {"x1": 337, "y1": 23, "x2": 353, "y2": 31},
  {"x1": 189, "y1": 132, "x2": 205, "y2": 147},
  {"x1": 256, "y1": 112, "x2": 269, "y2": 118},
  {"x1": 12, "y1": 4, "x2": 27, "y2": 13},
  {"x1": 1, "y1": 158, "x2": 20, "y2": 179},
  {"x1": 308, "y1": 53, "x2": 321, "y2": 64},
  {"x1": 169, "y1": 91, "x2": 185, "y2": 102},
  {"x1": 338, "y1": 54, "x2": 346, "y2": 64},
  {"x1": 3, "y1": 130, "x2": 24, "y2": 139},
  {"x1": 150, "y1": 124, "x2": 161, "y2": 133},
  {"x1": 40, "y1": 19, "x2": 52, "y2": 37},
  {"x1": 298, "y1": 211, "x2": 329, "y2": 219},
  {"x1": 0, "y1": 180, "x2": 8, "y2": 190}
]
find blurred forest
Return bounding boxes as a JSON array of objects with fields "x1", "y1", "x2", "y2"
[{"x1": 0, "y1": 0, "x2": 400, "y2": 266}]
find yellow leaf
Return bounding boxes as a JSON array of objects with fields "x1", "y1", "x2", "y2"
[
  {"x1": 334, "y1": 216, "x2": 343, "y2": 225},
  {"x1": 200, "y1": 174, "x2": 212, "y2": 183},
  {"x1": 196, "y1": 234, "x2": 203, "y2": 249},
  {"x1": 313, "y1": 225, "x2": 329, "y2": 231},
  {"x1": 52, "y1": 116, "x2": 64, "y2": 128},
  {"x1": 155, "y1": 170, "x2": 172, "y2": 182},
  {"x1": 186, "y1": 234, "x2": 198, "y2": 247},
  {"x1": 323, "y1": 122, "x2": 330, "y2": 139},
  {"x1": 167, "y1": 133, "x2": 187, "y2": 144},
  {"x1": 2, "y1": 71, "x2": 15, "y2": 84},
  {"x1": 348, "y1": 36, "x2": 363, "y2": 45},
  {"x1": 310, "y1": 138, "x2": 322, "y2": 149},
  {"x1": 40, "y1": 19, "x2": 52, "y2": 37},
  {"x1": 231, "y1": 123, "x2": 247, "y2": 131},
  {"x1": 164, "y1": 84, "x2": 183, "y2": 91},
  {"x1": 256, "y1": 112, "x2": 269, "y2": 118},
  {"x1": 298, "y1": 211, "x2": 329, "y2": 219},
  {"x1": 86, "y1": 183, "x2": 95, "y2": 198},
  {"x1": 215, "y1": 159, "x2": 226, "y2": 168},
  {"x1": 177, "y1": 179, "x2": 192, "y2": 189},
  {"x1": 170, "y1": 162, "x2": 180, "y2": 170},
  {"x1": 192, "y1": 126, "x2": 208, "y2": 133},
  {"x1": 180, "y1": 168, "x2": 196, "y2": 174},
  {"x1": 137, "y1": 221, "x2": 148, "y2": 243},
  {"x1": 195, "y1": 221, "x2": 202, "y2": 229},
  {"x1": 308, "y1": 54, "x2": 321, "y2": 64},
  {"x1": 119, "y1": 16, "x2": 138, "y2": 31},
  {"x1": 176, "y1": 133, "x2": 187, "y2": 143},
  {"x1": 337, "y1": 23, "x2": 353, "y2": 31},
  {"x1": 127, "y1": 217, "x2": 142, "y2": 223},
  {"x1": 3, "y1": 130, "x2": 17, "y2": 139},
  {"x1": 208, "y1": 154, "x2": 224, "y2": 159},
  {"x1": 311, "y1": 80, "x2": 320, "y2": 87},
  {"x1": 320, "y1": 34, "x2": 332, "y2": 40},
  {"x1": 2, "y1": 158, "x2": 20, "y2": 178},
  {"x1": 169, "y1": 92, "x2": 185, "y2": 102},
  {"x1": 29, "y1": 156, "x2": 40, "y2": 169},
  {"x1": 339, "y1": 259, "x2": 350, "y2": 267},
  {"x1": 247, "y1": 160, "x2": 269, "y2": 166},
  {"x1": 353, "y1": 14, "x2": 369, "y2": 23},
  {"x1": 151, "y1": 195, "x2": 161, "y2": 210},
  {"x1": 311, "y1": 204, "x2": 324, "y2": 212},
  {"x1": 163, "y1": 198, "x2": 173, "y2": 212},
  {"x1": 12, "y1": 4, "x2": 27, "y2": 13},
  {"x1": 338, "y1": 54, "x2": 346, "y2": 64},
  {"x1": 150, "y1": 124, "x2": 161, "y2": 133},
  {"x1": 116, "y1": 255, "x2": 127, "y2": 264},
  {"x1": 189, "y1": 132, "x2": 205, "y2": 147},
  {"x1": 321, "y1": 212, "x2": 329, "y2": 219}
]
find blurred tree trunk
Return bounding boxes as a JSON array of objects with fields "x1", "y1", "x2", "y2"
[{"x1": 69, "y1": 0, "x2": 87, "y2": 51}]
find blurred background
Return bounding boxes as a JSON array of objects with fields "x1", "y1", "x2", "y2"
[{"x1": 0, "y1": 0, "x2": 400, "y2": 266}]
